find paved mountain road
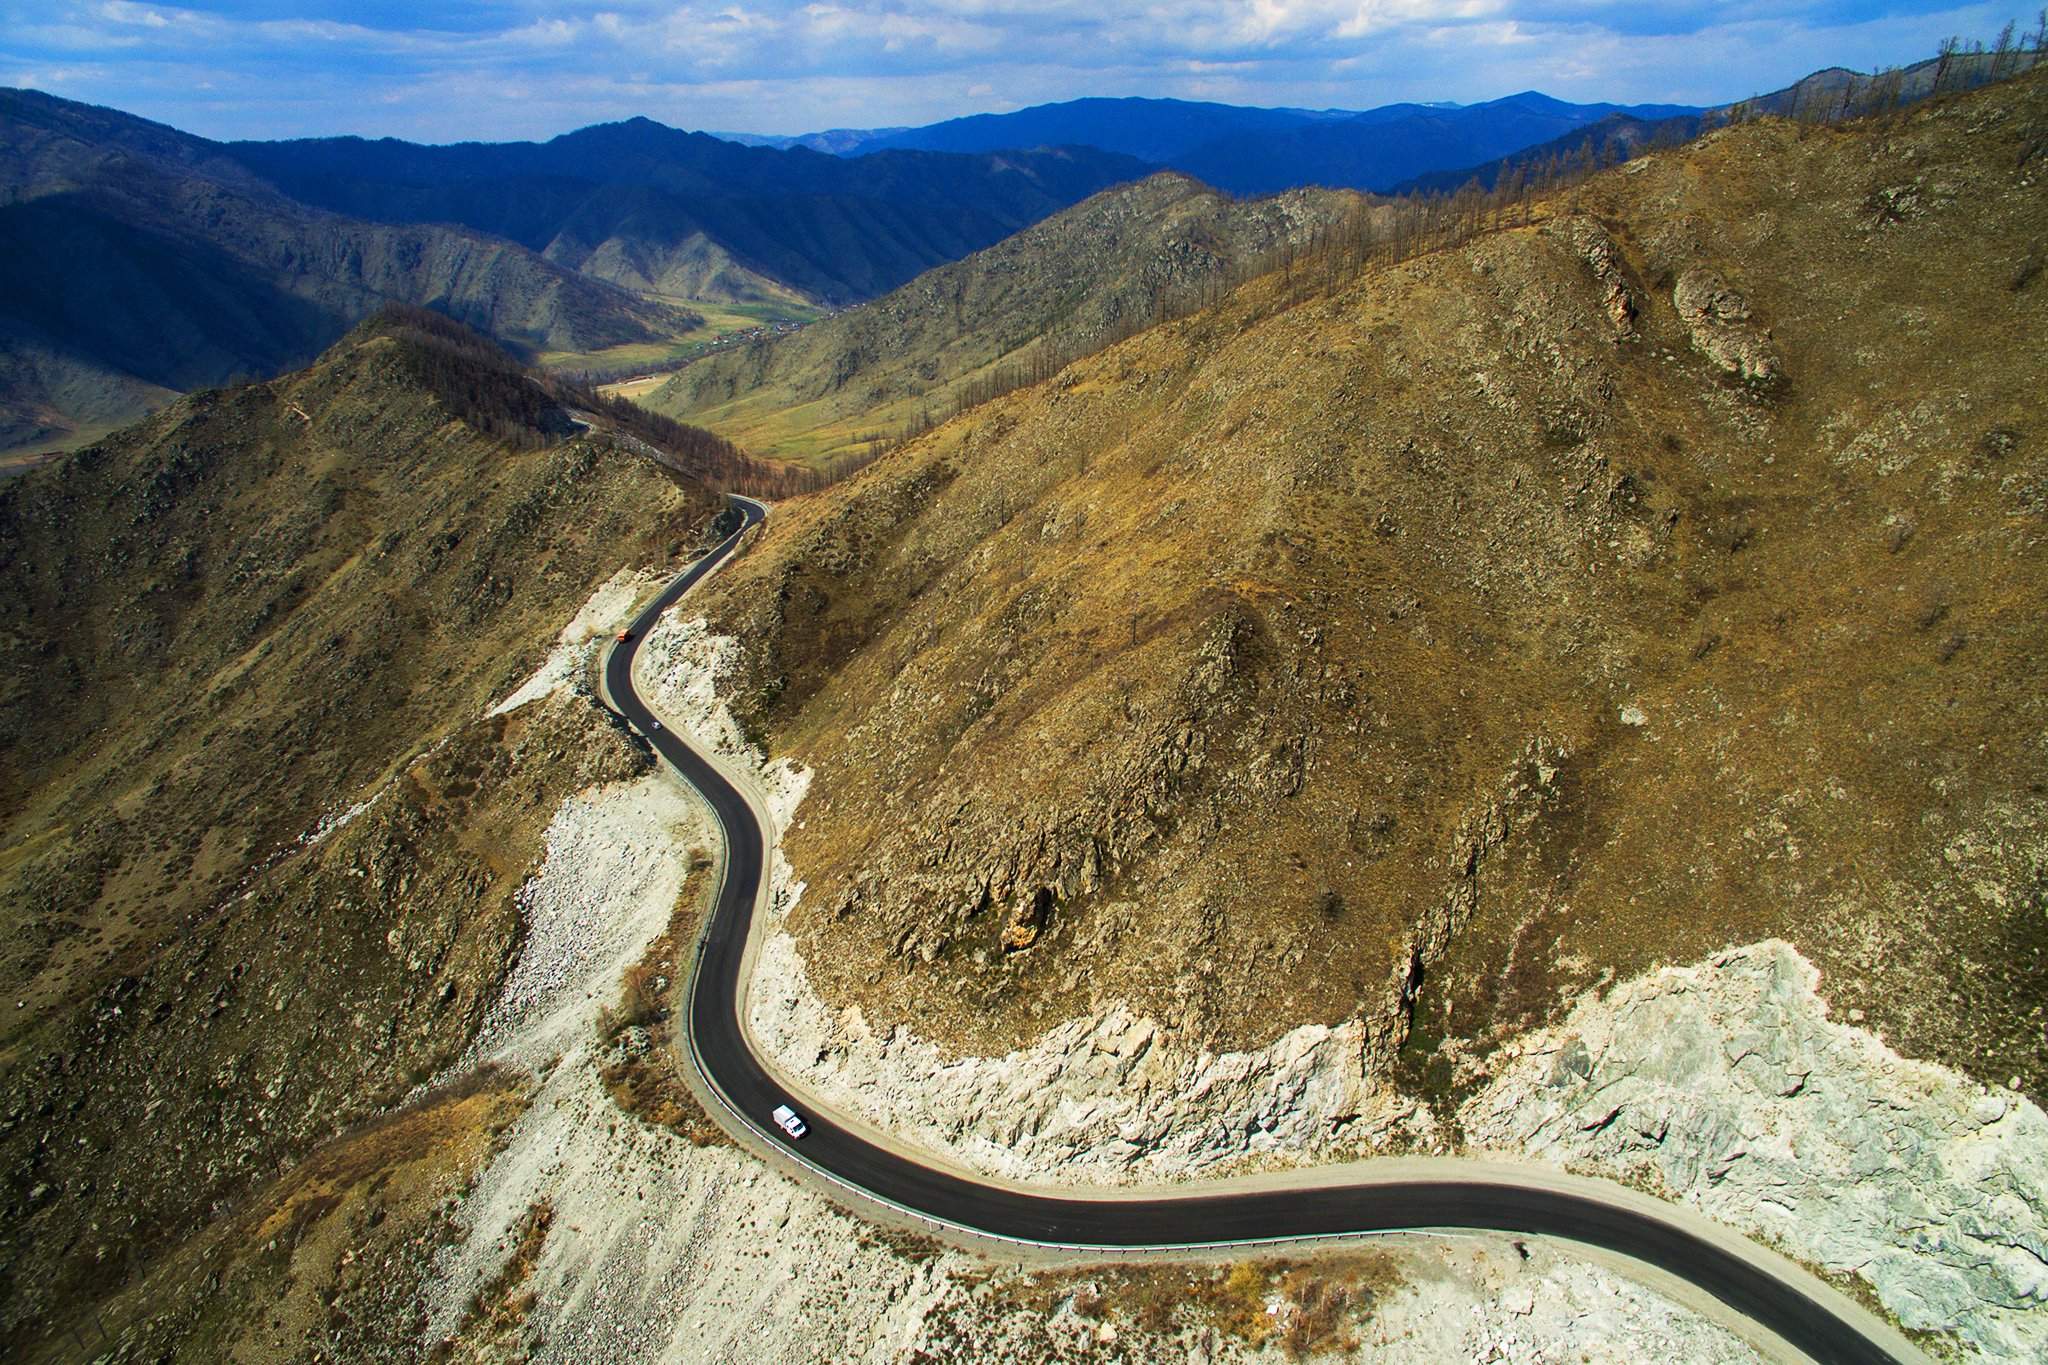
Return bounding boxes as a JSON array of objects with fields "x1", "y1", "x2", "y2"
[{"x1": 603, "y1": 494, "x2": 1921, "y2": 1365}]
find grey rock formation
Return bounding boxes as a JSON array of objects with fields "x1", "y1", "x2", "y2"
[
  {"x1": 1463, "y1": 941, "x2": 2048, "y2": 1361},
  {"x1": 1556, "y1": 215, "x2": 1639, "y2": 337},
  {"x1": 747, "y1": 929, "x2": 1437, "y2": 1183},
  {"x1": 1672, "y1": 267, "x2": 1780, "y2": 383}
]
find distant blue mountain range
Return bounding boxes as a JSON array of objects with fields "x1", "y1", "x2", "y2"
[{"x1": 726, "y1": 92, "x2": 1699, "y2": 194}]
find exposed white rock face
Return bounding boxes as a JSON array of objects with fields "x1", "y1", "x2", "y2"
[
  {"x1": 1553, "y1": 214, "x2": 1639, "y2": 337},
  {"x1": 636, "y1": 610, "x2": 811, "y2": 909},
  {"x1": 749, "y1": 929, "x2": 1434, "y2": 1184},
  {"x1": 433, "y1": 1038, "x2": 1757, "y2": 1365},
  {"x1": 421, "y1": 596, "x2": 1771, "y2": 1363},
  {"x1": 920, "y1": 1239, "x2": 1763, "y2": 1365},
  {"x1": 634, "y1": 613, "x2": 756, "y2": 767},
  {"x1": 426, "y1": 1034, "x2": 966, "y2": 1365},
  {"x1": 491, "y1": 567, "x2": 661, "y2": 715},
  {"x1": 431, "y1": 652, "x2": 966, "y2": 1364},
  {"x1": 1461, "y1": 940, "x2": 2048, "y2": 1362},
  {"x1": 425, "y1": 757, "x2": 1757, "y2": 1365},
  {"x1": 458, "y1": 772, "x2": 703, "y2": 1072},
  {"x1": 1355, "y1": 1250, "x2": 1762, "y2": 1364},
  {"x1": 1672, "y1": 266, "x2": 1779, "y2": 383}
]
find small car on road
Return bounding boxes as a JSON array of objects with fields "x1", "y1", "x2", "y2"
[{"x1": 772, "y1": 1104, "x2": 808, "y2": 1139}]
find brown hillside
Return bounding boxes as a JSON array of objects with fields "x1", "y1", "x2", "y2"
[
  {"x1": 649, "y1": 173, "x2": 1372, "y2": 463},
  {"x1": 0, "y1": 321, "x2": 723, "y2": 1348},
  {"x1": 694, "y1": 72, "x2": 2048, "y2": 1109}
]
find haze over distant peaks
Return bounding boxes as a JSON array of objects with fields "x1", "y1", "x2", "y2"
[
  {"x1": 0, "y1": 87, "x2": 1148, "y2": 452},
  {"x1": 721, "y1": 92, "x2": 1696, "y2": 194}
]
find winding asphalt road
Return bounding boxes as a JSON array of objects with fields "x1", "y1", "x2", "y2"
[{"x1": 605, "y1": 495, "x2": 1916, "y2": 1365}]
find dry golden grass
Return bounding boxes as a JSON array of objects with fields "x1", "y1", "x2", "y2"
[
  {"x1": 20, "y1": 1072, "x2": 528, "y2": 1364},
  {"x1": 693, "y1": 72, "x2": 2048, "y2": 1100},
  {"x1": 992, "y1": 1250, "x2": 1404, "y2": 1355},
  {"x1": 647, "y1": 176, "x2": 1367, "y2": 467},
  {"x1": 0, "y1": 329, "x2": 719, "y2": 1350}
]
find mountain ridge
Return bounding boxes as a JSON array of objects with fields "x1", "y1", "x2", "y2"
[
  {"x1": 646, "y1": 171, "x2": 1374, "y2": 463},
  {"x1": 0, "y1": 87, "x2": 1155, "y2": 455},
  {"x1": 220, "y1": 119, "x2": 1154, "y2": 307},
  {"x1": 1175, "y1": 90, "x2": 1697, "y2": 194},
  {"x1": 853, "y1": 94, "x2": 1362, "y2": 162},
  {"x1": 1394, "y1": 50, "x2": 2042, "y2": 194},
  {"x1": 0, "y1": 309, "x2": 740, "y2": 1347},
  {"x1": 0, "y1": 87, "x2": 700, "y2": 454},
  {"x1": 723, "y1": 90, "x2": 1699, "y2": 193}
]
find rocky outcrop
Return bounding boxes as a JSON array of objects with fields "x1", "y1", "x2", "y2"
[
  {"x1": 1555, "y1": 216, "x2": 1639, "y2": 337},
  {"x1": 1461, "y1": 941, "x2": 2048, "y2": 1362},
  {"x1": 748, "y1": 930, "x2": 1442, "y2": 1183},
  {"x1": 799, "y1": 596, "x2": 1265, "y2": 981},
  {"x1": 1672, "y1": 267, "x2": 1779, "y2": 383},
  {"x1": 1000, "y1": 889, "x2": 1052, "y2": 951},
  {"x1": 408, "y1": 583, "x2": 1768, "y2": 1365},
  {"x1": 1363, "y1": 740, "x2": 1570, "y2": 1064}
]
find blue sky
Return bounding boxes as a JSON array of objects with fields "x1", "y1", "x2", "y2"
[{"x1": 0, "y1": 1, "x2": 2028, "y2": 141}]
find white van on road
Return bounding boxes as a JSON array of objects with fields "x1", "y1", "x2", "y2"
[{"x1": 771, "y1": 1104, "x2": 808, "y2": 1139}]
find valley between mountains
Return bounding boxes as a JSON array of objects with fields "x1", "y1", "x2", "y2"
[{"x1": 1, "y1": 61, "x2": 2045, "y2": 1365}]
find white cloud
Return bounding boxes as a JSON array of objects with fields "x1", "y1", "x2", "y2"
[
  {"x1": 96, "y1": 1, "x2": 174, "y2": 29},
  {"x1": 0, "y1": 1, "x2": 2010, "y2": 139}
]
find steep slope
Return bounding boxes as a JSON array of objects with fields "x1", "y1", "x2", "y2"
[
  {"x1": 0, "y1": 325, "x2": 1775, "y2": 1365},
  {"x1": 0, "y1": 313, "x2": 729, "y2": 1349},
  {"x1": 0, "y1": 89, "x2": 699, "y2": 455},
  {"x1": 685, "y1": 67, "x2": 2047, "y2": 1120},
  {"x1": 223, "y1": 118, "x2": 1154, "y2": 307},
  {"x1": 546, "y1": 204, "x2": 810, "y2": 309},
  {"x1": 648, "y1": 173, "x2": 1373, "y2": 462}
]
